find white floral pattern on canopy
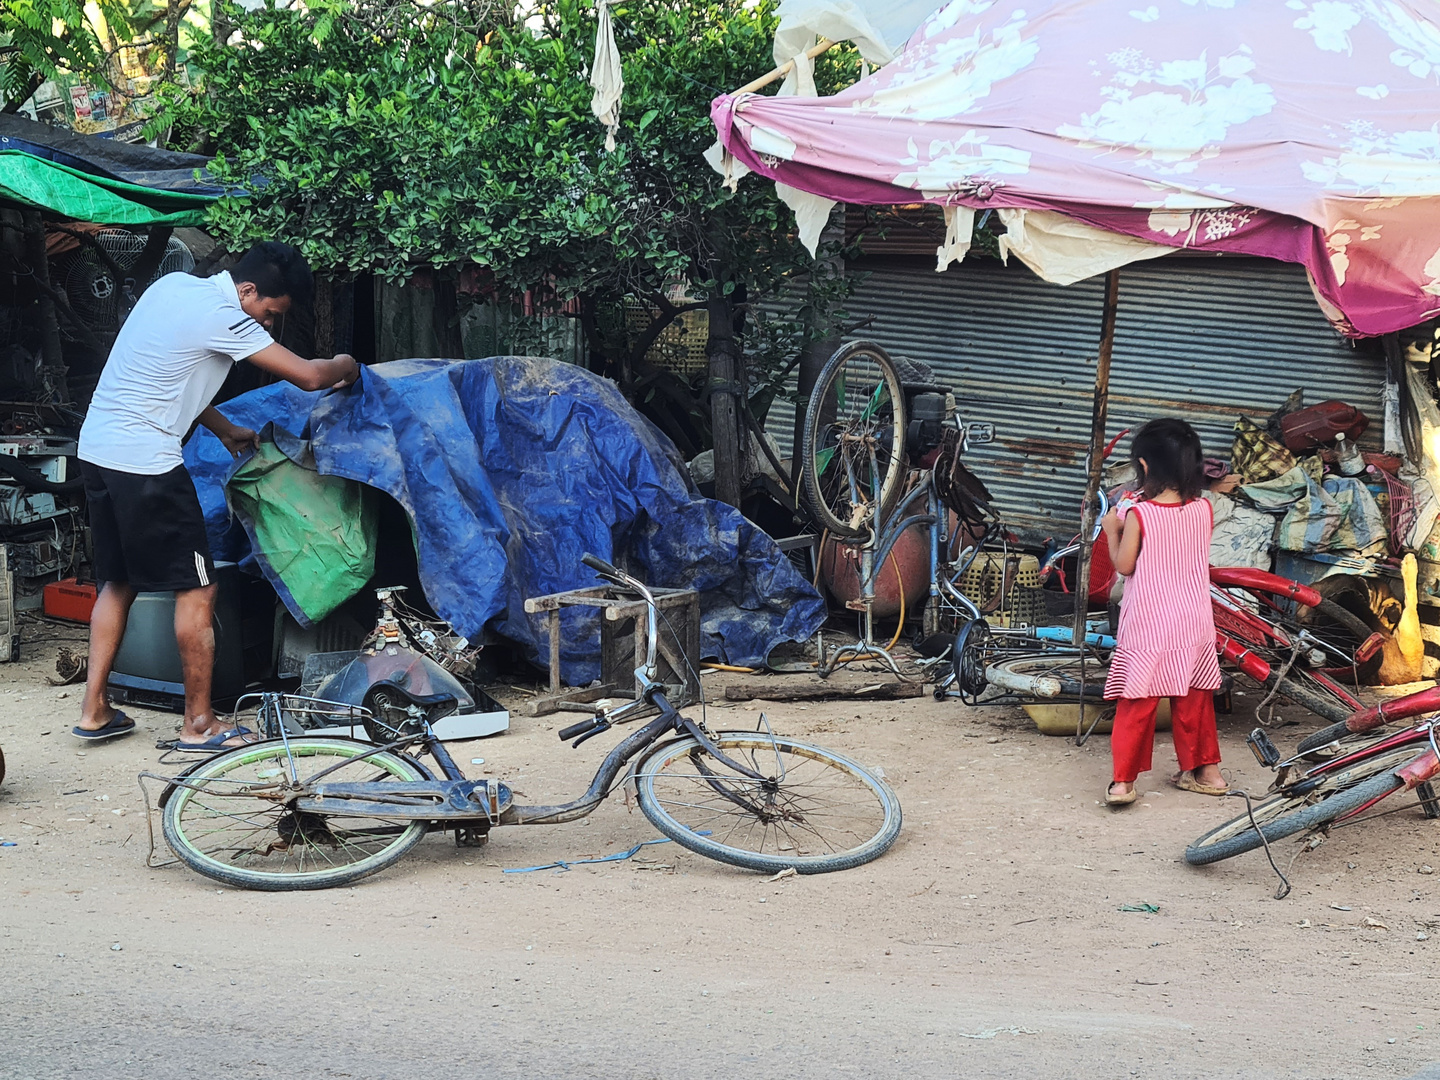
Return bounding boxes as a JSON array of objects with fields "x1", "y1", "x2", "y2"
[{"x1": 711, "y1": 0, "x2": 1440, "y2": 336}]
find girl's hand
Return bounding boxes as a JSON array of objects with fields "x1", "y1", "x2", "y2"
[{"x1": 1100, "y1": 507, "x2": 1121, "y2": 537}]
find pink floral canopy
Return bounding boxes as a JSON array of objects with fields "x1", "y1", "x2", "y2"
[{"x1": 711, "y1": 0, "x2": 1440, "y2": 337}]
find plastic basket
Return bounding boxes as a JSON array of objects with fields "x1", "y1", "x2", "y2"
[{"x1": 957, "y1": 552, "x2": 1044, "y2": 628}]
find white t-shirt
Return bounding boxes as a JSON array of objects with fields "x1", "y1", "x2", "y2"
[{"x1": 79, "y1": 271, "x2": 274, "y2": 474}]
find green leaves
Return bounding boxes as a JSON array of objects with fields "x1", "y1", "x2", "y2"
[
  {"x1": 174, "y1": 0, "x2": 856, "y2": 423},
  {"x1": 1, "y1": 0, "x2": 131, "y2": 102}
]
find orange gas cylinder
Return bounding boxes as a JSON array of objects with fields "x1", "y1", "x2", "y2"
[{"x1": 820, "y1": 518, "x2": 954, "y2": 618}]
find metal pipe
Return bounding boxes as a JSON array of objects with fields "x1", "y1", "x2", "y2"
[
  {"x1": 501, "y1": 711, "x2": 676, "y2": 825},
  {"x1": 1073, "y1": 269, "x2": 1121, "y2": 742}
]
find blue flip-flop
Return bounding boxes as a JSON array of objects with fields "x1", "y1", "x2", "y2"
[
  {"x1": 72, "y1": 712, "x2": 136, "y2": 742},
  {"x1": 175, "y1": 726, "x2": 256, "y2": 753}
]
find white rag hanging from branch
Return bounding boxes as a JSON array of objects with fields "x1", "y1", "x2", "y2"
[{"x1": 590, "y1": 0, "x2": 623, "y2": 152}]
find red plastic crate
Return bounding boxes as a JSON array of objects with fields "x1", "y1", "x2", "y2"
[{"x1": 44, "y1": 578, "x2": 97, "y2": 624}]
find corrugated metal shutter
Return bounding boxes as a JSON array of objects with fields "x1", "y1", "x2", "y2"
[{"x1": 822, "y1": 256, "x2": 1387, "y2": 545}]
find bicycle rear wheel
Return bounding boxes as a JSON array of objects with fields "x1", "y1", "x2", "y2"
[
  {"x1": 801, "y1": 342, "x2": 906, "y2": 538},
  {"x1": 634, "y1": 733, "x2": 902, "y2": 874},
  {"x1": 1184, "y1": 743, "x2": 1421, "y2": 865},
  {"x1": 161, "y1": 737, "x2": 432, "y2": 891},
  {"x1": 1281, "y1": 597, "x2": 1376, "y2": 662}
]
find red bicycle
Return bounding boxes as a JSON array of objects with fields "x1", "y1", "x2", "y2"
[
  {"x1": 1209, "y1": 566, "x2": 1382, "y2": 726},
  {"x1": 1187, "y1": 683, "x2": 1440, "y2": 865}
]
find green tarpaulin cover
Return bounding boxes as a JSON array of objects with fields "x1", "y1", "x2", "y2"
[
  {"x1": 225, "y1": 435, "x2": 378, "y2": 624},
  {"x1": 0, "y1": 149, "x2": 215, "y2": 225}
]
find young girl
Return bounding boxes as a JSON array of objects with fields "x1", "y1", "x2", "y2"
[{"x1": 1099, "y1": 418, "x2": 1226, "y2": 806}]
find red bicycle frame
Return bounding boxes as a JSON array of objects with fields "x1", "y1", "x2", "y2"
[{"x1": 1208, "y1": 566, "x2": 1365, "y2": 712}]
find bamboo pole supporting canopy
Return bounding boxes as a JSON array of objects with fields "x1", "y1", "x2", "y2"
[{"x1": 734, "y1": 38, "x2": 839, "y2": 96}]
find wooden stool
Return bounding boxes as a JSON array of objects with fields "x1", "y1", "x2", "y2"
[{"x1": 522, "y1": 586, "x2": 701, "y2": 717}]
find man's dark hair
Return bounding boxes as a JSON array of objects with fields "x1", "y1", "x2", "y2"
[
  {"x1": 231, "y1": 241, "x2": 313, "y2": 308},
  {"x1": 1131, "y1": 417, "x2": 1205, "y2": 501}
]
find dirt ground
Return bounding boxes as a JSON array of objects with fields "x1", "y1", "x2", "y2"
[{"x1": 4, "y1": 624, "x2": 1440, "y2": 1080}]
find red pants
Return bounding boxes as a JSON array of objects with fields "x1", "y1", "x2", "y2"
[{"x1": 1111, "y1": 687, "x2": 1220, "y2": 783}]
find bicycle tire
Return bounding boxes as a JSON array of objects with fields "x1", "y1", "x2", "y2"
[
  {"x1": 1296, "y1": 717, "x2": 1365, "y2": 755},
  {"x1": 1184, "y1": 744, "x2": 1421, "y2": 865},
  {"x1": 162, "y1": 737, "x2": 432, "y2": 891},
  {"x1": 1264, "y1": 668, "x2": 1356, "y2": 726},
  {"x1": 801, "y1": 341, "x2": 907, "y2": 538},
  {"x1": 633, "y1": 732, "x2": 902, "y2": 874},
  {"x1": 1292, "y1": 598, "x2": 1377, "y2": 657}
]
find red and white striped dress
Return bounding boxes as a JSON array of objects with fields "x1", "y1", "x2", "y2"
[{"x1": 1103, "y1": 499, "x2": 1222, "y2": 700}]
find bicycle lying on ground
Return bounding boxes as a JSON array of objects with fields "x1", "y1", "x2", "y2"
[
  {"x1": 148, "y1": 554, "x2": 902, "y2": 890},
  {"x1": 1186, "y1": 684, "x2": 1440, "y2": 866}
]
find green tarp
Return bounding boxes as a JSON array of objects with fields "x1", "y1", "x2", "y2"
[
  {"x1": 225, "y1": 437, "x2": 378, "y2": 624},
  {"x1": 0, "y1": 149, "x2": 215, "y2": 225}
]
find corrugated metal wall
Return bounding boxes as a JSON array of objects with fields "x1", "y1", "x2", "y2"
[{"x1": 800, "y1": 256, "x2": 1388, "y2": 544}]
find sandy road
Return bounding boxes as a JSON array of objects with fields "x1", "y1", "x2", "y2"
[{"x1": 3, "y1": 644, "x2": 1440, "y2": 1080}]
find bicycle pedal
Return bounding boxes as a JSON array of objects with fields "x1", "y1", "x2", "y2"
[{"x1": 1247, "y1": 728, "x2": 1281, "y2": 768}]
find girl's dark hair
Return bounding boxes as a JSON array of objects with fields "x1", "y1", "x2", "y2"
[{"x1": 1131, "y1": 418, "x2": 1205, "y2": 501}]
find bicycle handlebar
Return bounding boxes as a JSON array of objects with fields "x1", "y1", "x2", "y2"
[
  {"x1": 581, "y1": 552, "x2": 661, "y2": 701},
  {"x1": 582, "y1": 553, "x2": 622, "y2": 578}
]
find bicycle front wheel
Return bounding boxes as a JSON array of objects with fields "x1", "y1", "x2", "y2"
[
  {"x1": 1184, "y1": 743, "x2": 1421, "y2": 866},
  {"x1": 161, "y1": 737, "x2": 432, "y2": 891},
  {"x1": 634, "y1": 733, "x2": 902, "y2": 874},
  {"x1": 801, "y1": 341, "x2": 906, "y2": 538}
]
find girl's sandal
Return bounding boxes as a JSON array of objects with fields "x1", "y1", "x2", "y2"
[
  {"x1": 1105, "y1": 783, "x2": 1137, "y2": 806},
  {"x1": 1169, "y1": 770, "x2": 1229, "y2": 796}
]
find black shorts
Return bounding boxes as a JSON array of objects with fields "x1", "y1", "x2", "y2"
[{"x1": 81, "y1": 461, "x2": 216, "y2": 592}]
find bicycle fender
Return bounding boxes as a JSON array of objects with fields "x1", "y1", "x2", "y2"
[
  {"x1": 1209, "y1": 566, "x2": 1324, "y2": 608},
  {"x1": 1397, "y1": 750, "x2": 1440, "y2": 790},
  {"x1": 1346, "y1": 685, "x2": 1440, "y2": 735},
  {"x1": 1216, "y1": 632, "x2": 1272, "y2": 682},
  {"x1": 984, "y1": 664, "x2": 1063, "y2": 698}
]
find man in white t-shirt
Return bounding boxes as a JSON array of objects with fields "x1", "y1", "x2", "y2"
[{"x1": 74, "y1": 241, "x2": 358, "y2": 750}]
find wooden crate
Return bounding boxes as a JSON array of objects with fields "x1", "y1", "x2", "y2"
[{"x1": 522, "y1": 585, "x2": 701, "y2": 717}]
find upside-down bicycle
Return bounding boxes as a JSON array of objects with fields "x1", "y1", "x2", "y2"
[{"x1": 149, "y1": 554, "x2": 903, "y2": 890}]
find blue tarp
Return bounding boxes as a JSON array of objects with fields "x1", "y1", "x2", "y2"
[{"x1": 185, "y1": 356, "x2": 826, "y2": 682}]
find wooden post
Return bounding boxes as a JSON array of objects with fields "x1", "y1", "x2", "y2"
[
  {"x1": 707, "y1": 287, "x2": 744, "y2": 507},
  {"x1": 1073, "y1": 269, "x2": 1121, "y2": 741},
  {"x1": 22, "y1": 211, "x2": 69, "y2": 403},
  {"x1": 792, "y1": 214, "x2": 844, "y2": 504}
]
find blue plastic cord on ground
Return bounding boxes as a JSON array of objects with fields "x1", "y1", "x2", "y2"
[{"x1": 502, "y1": 831, "x2": 712, "y2": 874}]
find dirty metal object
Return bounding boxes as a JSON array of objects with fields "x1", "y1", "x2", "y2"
[
  {"x1": 723, "y1": 680, "x2": 925, "y2": 703},
  {"x1": 1073, "y1": 269, "x2": 1121, "y2": 740},
  {"x1": 523, "y1": 585, "x2": 701, "y2": 717},
  {"x1": 49, "y1": 645, "x2": 87, "y2": 685}
]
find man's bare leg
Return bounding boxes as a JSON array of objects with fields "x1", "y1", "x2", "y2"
[
  {"x1": 77, "y1": 581, "x2": 138, "y2": 731},
  {"x1": 174, "y1": 583, "x2": 225, "y2": 744}
]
